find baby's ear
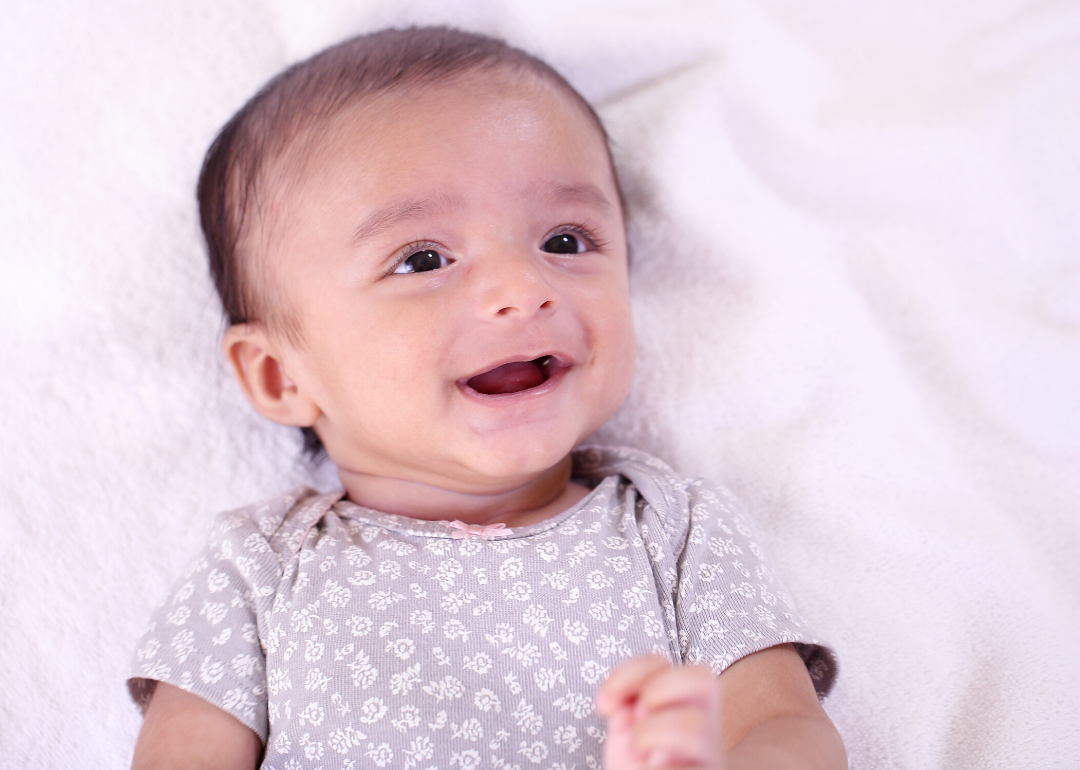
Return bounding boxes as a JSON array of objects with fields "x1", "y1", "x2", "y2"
[{"x1": 222, "y1": 324, "x2": 321, "y2": 428}]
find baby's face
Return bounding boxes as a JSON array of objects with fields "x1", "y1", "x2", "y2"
[{"x1": 262, "y1": 75, "x2": 634, "y2": 495}]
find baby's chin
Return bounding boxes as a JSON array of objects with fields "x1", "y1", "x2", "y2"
[
  {"x1": 329, "y1": 439, "x2": 580, "y2": 523},
  {"x1": 443, "y1": 439, "x2": 578, "y2": 490},
  {"x1": 327, "y1": 435, "x2": 574, "y2": 493}
]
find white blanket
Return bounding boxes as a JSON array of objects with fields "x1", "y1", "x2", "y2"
[{"x1": 2, "y1": 0, "x2": 1078, "y2": 766}]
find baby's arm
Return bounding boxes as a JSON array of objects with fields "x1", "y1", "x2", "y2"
[
  {"x1": 596, "y1": 645, "x2": 846, "y2": 770},
  {"x1": 131, "y1": 683, "x2": 261, "y2": 770}
]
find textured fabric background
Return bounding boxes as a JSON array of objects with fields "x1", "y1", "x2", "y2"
[{"x1": 2, "y1": 1, "x2": 1078, "y2": 767}]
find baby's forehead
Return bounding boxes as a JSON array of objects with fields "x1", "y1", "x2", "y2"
[
  {"x1": 237, "y1": 67, "x2": 619, "y2": 336},
  {"x1": 263, "y1": 71, "x2": 612, "y2": 212},
  {"x1": 301, "y1": 69, "x2": 600, "y2": 159}
]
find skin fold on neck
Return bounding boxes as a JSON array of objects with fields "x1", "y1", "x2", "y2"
[{"x1": 336, "y1": 453, "x2": 592, "y2": 529}]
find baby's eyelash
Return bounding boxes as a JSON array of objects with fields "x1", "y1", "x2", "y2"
[
  {"x1": 385, "y1": 240, "x2": 444, "y2": 276},
  {"x1": 384, "y1": 224, "x2": 608, "y2": 275},
  {"x1": 549, "y1": 222, "x2": 608, "y2": 251}
]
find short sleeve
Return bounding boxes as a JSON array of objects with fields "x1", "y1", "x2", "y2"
[
  {"x1": 127, "y1": 509, "x2": 284, "y2": 742},
  {"x1": 674, "y1": 478, "x2": 837, "y2": 698}
]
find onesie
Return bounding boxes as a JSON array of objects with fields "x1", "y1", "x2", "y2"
[{"x1": 129, "y1": 446, "x2": 836, "y2": 770}]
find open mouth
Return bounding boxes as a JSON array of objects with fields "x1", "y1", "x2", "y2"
[{"x1": 465, "y1": 355, "x2": 563, "y2": 395}]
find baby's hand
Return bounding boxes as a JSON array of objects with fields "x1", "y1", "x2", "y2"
[{"x1": 595, "y1": 655, "x2": 722, "y2": 770}]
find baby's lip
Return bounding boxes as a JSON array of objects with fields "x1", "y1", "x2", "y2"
[{"x1": 459, "y1": 353, "x2": 572, "y2": 396}]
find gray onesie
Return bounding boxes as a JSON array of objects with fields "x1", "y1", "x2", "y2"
[{"x1": 129, "y1": 446, "x2": 835, "y2": 769}]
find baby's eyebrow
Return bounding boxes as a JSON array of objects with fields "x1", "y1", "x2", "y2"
[
  {"x1": 531, "y1": 182, "x2": 613, "y2": 214},
  {"x1": 350, "y1": 195, "x2": 462, "y2": 244}
]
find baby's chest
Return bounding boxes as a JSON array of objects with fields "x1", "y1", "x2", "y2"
[{"x1": 258, "y1": 530, "x2": 674, "y2": 767}]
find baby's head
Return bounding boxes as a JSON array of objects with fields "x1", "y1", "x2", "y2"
[{"x1": 202, "y1": 27, "x2": 635, "y2": 501}]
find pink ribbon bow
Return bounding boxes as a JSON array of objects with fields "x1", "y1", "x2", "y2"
[{"x1": 448, "y1": 520, "x2": 511, "y2": 540}]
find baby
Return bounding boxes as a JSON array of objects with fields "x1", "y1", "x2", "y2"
[{"x1": 129, "y1": 27, "x2": 844, "y2": 770}]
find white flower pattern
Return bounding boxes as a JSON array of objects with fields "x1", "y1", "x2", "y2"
[{"x1": 129, "y1": 447, "x2": 833, "y2": 769}]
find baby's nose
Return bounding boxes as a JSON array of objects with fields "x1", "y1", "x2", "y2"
[{"x1": 477, "y1": 250, "x2": 558, "y2": 318}]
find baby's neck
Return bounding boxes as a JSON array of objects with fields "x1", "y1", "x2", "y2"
[{"x1": 337, "y1": 454, "x2": 591, "y2": 529}]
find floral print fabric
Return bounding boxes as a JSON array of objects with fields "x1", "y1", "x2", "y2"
[{"x1": 129, "y1": 446, "x2": 834, "y2": 769}]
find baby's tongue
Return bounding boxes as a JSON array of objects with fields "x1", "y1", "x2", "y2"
[{"x1": 467, "y1": 360, "x2": 545, "y2": 395}]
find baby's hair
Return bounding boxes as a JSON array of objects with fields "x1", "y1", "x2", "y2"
[{"x1": 198, "y1": 26, "x2": 621, "y2": 458}]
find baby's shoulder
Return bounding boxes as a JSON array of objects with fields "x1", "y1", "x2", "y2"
[
  {"x1": 210, "y1": 486, "x2": 345, "y2": 565},
  {"x1": 573, "y1": 444, "x2": 745, "y2": 547},
  {"x1": 576, "y1": 445, "x2": 743, "y2": 508}
]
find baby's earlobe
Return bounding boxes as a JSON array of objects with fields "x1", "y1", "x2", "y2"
[{"x1": 221, "y1": 326, "x2": 319, "y2": 427}]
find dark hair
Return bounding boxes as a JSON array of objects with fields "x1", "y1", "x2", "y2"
[{"x1": 197, "y1": 26, "x2": 621, "y2": 458}]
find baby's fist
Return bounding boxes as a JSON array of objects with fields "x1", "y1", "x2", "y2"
[{"x1": 595, "y1": 655, "x2": 722, "y2": 770}]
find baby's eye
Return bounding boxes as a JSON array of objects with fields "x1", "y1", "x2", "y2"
[
  {"x1": 393, "y1": 249, "x2": 450, "y2": 274},
  {"x1": 542, "y1": 233, "x2": 589, "y2": 255}
]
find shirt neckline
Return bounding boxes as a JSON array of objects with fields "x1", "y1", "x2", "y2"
[{"x1": 330, "y1": 475, "x2": 616, "y2": 541}]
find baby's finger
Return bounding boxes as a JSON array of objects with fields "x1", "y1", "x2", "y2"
[
  {"x1": 601, "y1": 704, "x2": 643, "y2": 770},
  {"x1": 632, "y1": 704, "x2": 718, "y2": 768},
  {"x1": 634, "y1": 664, "x2": 719, "y2": 718},
  {"x1": 595, "y1": 654, "x2": 672, "y2": 717}
]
